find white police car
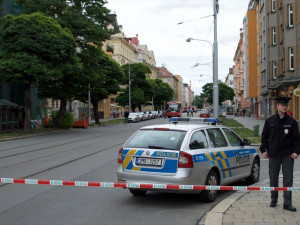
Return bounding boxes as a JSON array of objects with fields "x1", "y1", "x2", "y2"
[{"x1": 117, "y1": 118, "x2": 260, "y2": 202}]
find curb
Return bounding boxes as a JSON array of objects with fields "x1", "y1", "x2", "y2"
[{"x1": 203, "y1": 171, "x2": 300, "y2": 225}]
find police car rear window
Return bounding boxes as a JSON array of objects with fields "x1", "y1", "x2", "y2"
[{"x1": 124, "y1": 129, "x2": 186, "y2": 150}]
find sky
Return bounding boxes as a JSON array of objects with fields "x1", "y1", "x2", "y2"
[{"x1": 105, "y1": 0, "x2": 250, "y2": 96}]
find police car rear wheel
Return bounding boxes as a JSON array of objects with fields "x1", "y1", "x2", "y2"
[
  {"x1": 246, "y1": 159, "x2": 260, "y2": 185},
  {"x1": 201, "y1": 170, "x2": 219, "y2": 202},
  {"x1": 129, "y1": 189, "x2": 147, "y2": 196}
]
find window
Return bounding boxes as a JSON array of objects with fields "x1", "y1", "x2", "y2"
[
  {"x1": 288, "y1": 4, "x2": 293, "y2": 27},
  {"x1": 273, "y1": 61, "x2": 277, "y2": 79},
  {"x1": 271, "y1": 0, "x2": 276, "y2": 12},
  {"x1": 272, "y1": 27, "x2": 276, "y2": 45},
  {"x1": 189, "y1": 130, "x2": 208, "y2": 149},
  {"x1": 206, "y1": 128, "x2": 228, "y2": 148},
  {"x1": 223, "y1": 129, "x2": 243, "y2": 146},
  {"x1": 124, "y1": 129, "x2": 186, "y2": 150},
  {"x1": 289, "y1": 47, "x2": 294, "y2": 71}
]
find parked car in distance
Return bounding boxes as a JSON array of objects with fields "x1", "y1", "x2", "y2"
[
  {"x1": 137, "y1": 112, "x2": 146, "y2": 121},
  {"x1": 199, "y1": 110, "x2": 210, "y2": 118},
  {"x1": 143, "y1": 111, "x2": 151, "y2": 120},
  {"x1": 128, "y1": 113, "x2": 140, "y2": 123}
]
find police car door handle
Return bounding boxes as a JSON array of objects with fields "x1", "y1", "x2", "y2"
[
  {"x1": 234, "y1": 151, "x2": 238, "y2": 155},
  {"x1": 215, "y1": 153, "x2": 220, "y2": 157}
]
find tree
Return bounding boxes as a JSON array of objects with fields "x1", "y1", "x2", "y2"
[
  {"x1": 0, "y1": 12, "x2": 79, "y2": 131},
  {"x1": 16, "y1": 0, "x2": 113, "y2": 124},
  {"x1": 16, "y1": 0, "x2": 112, "y2": 49},
  {"x1": 116, "y1": 63, "x2": 151, "y2": 111},
  {"x1": 76, "y1": 46, "x2": 124, "y2": 124},
  {"x1": 194, "y1": 95, "x2": 205, "y2": 109},
  {"x1": 201, "y1": 80, "x2": 235, "y2": 105},
  {"x1": 150, "y1": 79, "x2": 174, "y2": 110}
]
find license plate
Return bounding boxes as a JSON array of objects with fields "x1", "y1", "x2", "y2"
[{"x1": 136, "y1": 157, "x2": 162, "y2": 166}]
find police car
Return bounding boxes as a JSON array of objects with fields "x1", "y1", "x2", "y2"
[{"x1": 117, "y1": 118, "x2": 260, "y2": 202}]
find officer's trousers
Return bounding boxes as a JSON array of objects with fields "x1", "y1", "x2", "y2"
[{"x1": 269, "y1": 156, "x2": 294, "y2": 206}]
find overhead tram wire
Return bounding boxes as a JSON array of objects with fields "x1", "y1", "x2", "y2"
[{"x1": 177, "y1": 14, "x2": 213, "y2": 25}]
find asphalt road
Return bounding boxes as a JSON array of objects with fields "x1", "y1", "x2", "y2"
[{"x1": 0, "y1": 115, "x2": 299, "y2": 225}]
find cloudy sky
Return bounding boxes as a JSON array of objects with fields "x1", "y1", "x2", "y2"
[{"x1": 106, "y1": 0, "x2": 250, "y2": 95}]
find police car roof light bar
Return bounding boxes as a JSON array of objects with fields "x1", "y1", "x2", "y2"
[{"x1": 169, "y1": 117, "x2": 220, "y2": 125}]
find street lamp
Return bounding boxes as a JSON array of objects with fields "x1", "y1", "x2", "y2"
[
  {"x1": 185, "y1": 0, "x2": 218, "y2": 118},
  {"x1": 186, "y1": 36, "x2": 218, "y2": 118},
  {"x1": 191, "y1": 62, "x2": 213, "y2": 68}
]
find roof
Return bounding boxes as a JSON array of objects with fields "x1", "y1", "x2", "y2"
[
  {"x1": 108, "y1": 14, "x2": 121, "y2": 33},
  {"x1": 0, "y1": 99, "x2": 20, "y2": 107},
  {"x1": 156, "y1": 67, "x2": 174, "y2": 77}
]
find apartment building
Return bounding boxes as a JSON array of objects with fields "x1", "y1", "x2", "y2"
[
  {"x1": 244, "y1": 0, "x2": 260, "y2": 118},
  {"x1": 233, "y1": 29, "x2": 251, "y2": 112},
  {"x1": 174, "y1": 75, "x2": 186, "y2": 106},
  {"x1": 101, "y1": 14, "x2": 158, "y2": 117},
  {"x1": 259, "y1": 0, "x2": 300, "y2": 120},
  {"x1": 156, "y1": 66, "x2": 179, "y2": 101},
  {"x1": 224, "y1": 68, "x2": 234, "y2": 106}
]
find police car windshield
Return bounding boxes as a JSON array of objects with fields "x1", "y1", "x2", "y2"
[{"x1": 124, "y1": 129, "x2": 186, "y2": 151}]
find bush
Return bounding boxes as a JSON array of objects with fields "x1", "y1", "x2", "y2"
[{"x1": 49, "y1": 110, "x2": 75, "y2": 129}]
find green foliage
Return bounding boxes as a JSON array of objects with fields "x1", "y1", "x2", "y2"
[
  {"x1": 0, "y1": 12, "x2": 79, "y2": 131},
  {"x1": 194, "y1": 95, "x2": 205, "y2": 109},
  {"x1": 15, "y1": 0, "x2": 112, "y2": 49},
  {"x1": 49, "y1": 110, "x2": 74, "y2": 129},
  {"x1": 0, "y1": 12, "x2": 77, "y2": 85},
  {"x1": 201, "y1": 80, "x2": 235, "y2": 105},
  {"x1": 152, "y1": 79, "x2": 174, "y2": 108},
  {"x1": 76, "y1": 46, "x2": 124, "y2": 102},
  {"x1": 116, "y1": 63, "x2": 152, "y2": 111}
]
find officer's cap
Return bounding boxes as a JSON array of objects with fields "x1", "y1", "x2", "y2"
[{"x1": 275, "y1": 96, "x2": 291, "y2": 106}]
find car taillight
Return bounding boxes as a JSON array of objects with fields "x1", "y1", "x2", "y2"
[
  {"x1": 118, "y1": 148, "x2": 123, "y2": 164},
  {"x1": 178, "y1": 151, "x2": 194, "y2": 168}
]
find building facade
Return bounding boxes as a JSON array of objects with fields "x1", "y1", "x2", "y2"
[
  {"x1": 258, "y1": 0, "x2": 300, "y2": 120},
  {"x1": 233, "y1": 29, "x2": 251, "y2": 113},
  {"x1": 156, "y1": 66, "x2": 179, "y2": 101}
]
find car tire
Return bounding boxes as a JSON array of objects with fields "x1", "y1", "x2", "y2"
[
  {"x1": 200, "y1": 170, "x2": 219, "y2": 202},
  {"x1": 245, "y1": 158, "x2": 260, "y2": 185},
  {"x1": 129, "y1": 189, "x2": 147, "y2": 196}
]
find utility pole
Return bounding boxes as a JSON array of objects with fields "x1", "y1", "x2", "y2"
[{"x1": 213, "y1": 0, "x2": 219, "y2": 119}]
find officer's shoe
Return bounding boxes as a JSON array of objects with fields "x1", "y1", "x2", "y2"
[
  {"x1": 270, "y1": 201, "x2": 277, "y2": 207},
  {"x1": 283, "y1": 205, "x2": 297, "y2": 212}
]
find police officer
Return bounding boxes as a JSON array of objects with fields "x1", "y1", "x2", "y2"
[{"x1": 260, "y1": 96, "x2": 300, "y2": 212}]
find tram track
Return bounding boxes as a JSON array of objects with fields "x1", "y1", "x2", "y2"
[{"x1": 0, "y1": 142, "x2": 123, "y2": 188}]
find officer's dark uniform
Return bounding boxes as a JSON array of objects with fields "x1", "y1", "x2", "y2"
[{"x1": 260, "y1": 97, "x2": 300, "y2": 209}]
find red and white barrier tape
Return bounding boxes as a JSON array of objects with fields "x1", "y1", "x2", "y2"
[{"x1": 1, "y1": 178, "x2": 299, "y2": 191}]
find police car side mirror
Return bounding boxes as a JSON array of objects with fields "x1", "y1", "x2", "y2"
[{"x1": 243, "y1": 139, "x2": 251, "y2": 146}]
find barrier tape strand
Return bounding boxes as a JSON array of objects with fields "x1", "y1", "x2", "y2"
[{"x1": 1, "y1": 178, "x2": 300, "y2": 191}]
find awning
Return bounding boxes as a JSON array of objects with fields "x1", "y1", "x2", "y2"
[{"x1": 0, "y1": 99, "x2": 21, "y2": 107}]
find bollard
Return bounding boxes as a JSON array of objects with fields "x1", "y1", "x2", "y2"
[{"x1": 253, "y1": 124, "x2": 259, "y2": 137}]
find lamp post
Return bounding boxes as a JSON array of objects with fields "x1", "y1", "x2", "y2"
[
  {"x1": 88, "y1": 83, "x2": 92, "y2": 124},
  {"x1": 128, "y1": 63, "x2": 132, "y2": 113},
  {"x1": 186, "y1": 38, "x2": 216, "y2": 114}
]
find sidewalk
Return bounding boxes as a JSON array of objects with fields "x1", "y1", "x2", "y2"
[
  {"x1": 205, "y1": 173, "x2": 300, "y2": 225},
  {"x1": 204, "y1": 116, "x2": 300, "y2": 225}
]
